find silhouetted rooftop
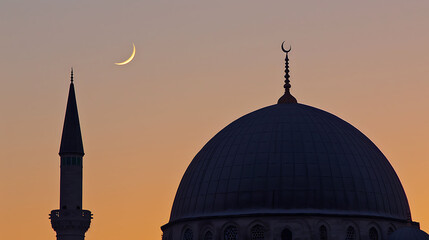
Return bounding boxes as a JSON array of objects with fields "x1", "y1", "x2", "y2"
[{"x1": 389, "y1": 227, "x2": 429, "y2": 240}]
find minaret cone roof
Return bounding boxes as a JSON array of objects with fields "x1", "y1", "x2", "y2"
[{"x1": 59, "y1": 70, "x2": 84, "y2": 156}]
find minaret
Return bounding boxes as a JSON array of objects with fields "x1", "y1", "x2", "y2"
[{"x1": 50, "y1": 69, "x2": 92, "y2": 240}]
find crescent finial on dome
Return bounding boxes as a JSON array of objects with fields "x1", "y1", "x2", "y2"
[{"x1": 278, "y1": 41, "x2": 297, "y2": 104}]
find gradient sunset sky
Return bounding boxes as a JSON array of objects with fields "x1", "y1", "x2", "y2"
[{"x1": 1, "y1": 1, "x2": 428, "y2": 239}]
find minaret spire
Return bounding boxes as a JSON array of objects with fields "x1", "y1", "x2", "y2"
[
  {"x1": 70, "y1": 67, "x2": 74, "y2": 83},
  {"x1": 278, "y1": 41, "x2": 298, "y2": 104},
  {"x1": 59, "y1": 69, "x2": 84, "y2": 156},
  {"x1": 50, "y1": 70, "x2": 92, "y2": 240}
]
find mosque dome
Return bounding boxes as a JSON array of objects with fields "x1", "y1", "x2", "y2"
[
  {"x1": 388, "y1": 227, "x2": 429, "y2": 240},
  {"x1": 169, "y1": 103, "x2": 411, "y2": 223},
  {"x1": 162, "y1": 45, "x2": 417, "y2": 240}
]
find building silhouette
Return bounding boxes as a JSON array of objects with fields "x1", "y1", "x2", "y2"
[
  {"x1": 46, "y1": 45, "x2": 429, "y2": 240},
  {"x1": 50, "y1": 69, "x2": 92, "y2": 240},
  {"x1": 161, "y1": 45, "x2": 429, "y2": 240}
]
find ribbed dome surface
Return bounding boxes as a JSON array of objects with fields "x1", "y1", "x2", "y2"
[{"x1": 169, "y1": 104, "x2": 410, "y2": 222}]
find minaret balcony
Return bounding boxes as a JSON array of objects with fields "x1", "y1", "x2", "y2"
[{"x1": 50, "y1": 209, "x2": 92, "y2": 232}]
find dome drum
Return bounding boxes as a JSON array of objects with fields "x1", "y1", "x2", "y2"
[{"x1": 162, "y1": 214, "x2": 415, "y2": 240}]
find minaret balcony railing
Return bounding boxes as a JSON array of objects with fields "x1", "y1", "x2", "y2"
[
  {"x1": 50, "y1": 209, "x2": 92, "y2": 219},
  {"x1": 50, "y1": 209, "x2": 92, "y2": 232}
]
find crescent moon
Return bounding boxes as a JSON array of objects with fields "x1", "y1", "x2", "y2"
[
  {"x1": 281, "y1": 41, "x2": 291, "y2": 53},
  {"x1": 115, "y1": 43, "x2": 136, "y2": 65}
]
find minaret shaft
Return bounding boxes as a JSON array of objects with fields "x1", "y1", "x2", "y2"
[
  {"x1": 50, "y1": 70, "x2": 92, "y2": 240},
  {"x1": 60, "y1": 155, "x2": 83, "y2": 210}
]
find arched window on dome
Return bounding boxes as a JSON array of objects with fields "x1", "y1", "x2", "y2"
[
  {"x1": 250, "y1": 224, "x2": 265, "y2": 240},
  {"x1": 183, "y1": 228, "x2": 193, "y2": 240},
  {"x1": 224, "y1": 225, "x2": 238, "y2": 240},
  {"x1": 346, "y1": 226, "x2": 356, "y2": 240},
  {"x1": 281, "y1": 228, "x2": 292, "y2": 240},
  {"x1": 204, "y1": 231, "x2": 213, "y2": 240},
  {"x1": 369, "y1": 227, "x2": 378, "y2": 240},
  {"x1": 319, "y1": 225, "x2": 328, "y2": 240}
]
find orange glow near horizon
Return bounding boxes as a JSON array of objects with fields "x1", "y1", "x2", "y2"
[{"x1": 0, "y1": 1, "x2": 428, "y2": 239}]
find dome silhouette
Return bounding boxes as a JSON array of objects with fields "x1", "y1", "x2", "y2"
[{"x1": 169, "y1": 103, "x2": 411, "y2": 223}]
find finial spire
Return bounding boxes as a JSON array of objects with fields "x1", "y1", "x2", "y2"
[
  {"x1": 60, "y1": 69, "x2": 84, "y2": 156},
  {"x1": 278, "y1": 41, "x2": 297, "y2": 104},
  {"x1": 70, "y1": 68, "x2": 74, "y2": 83}
]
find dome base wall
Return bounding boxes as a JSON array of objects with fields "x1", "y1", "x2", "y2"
[{"x1": 162, "y1": 214, "x2": 418, "y2": 240}]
